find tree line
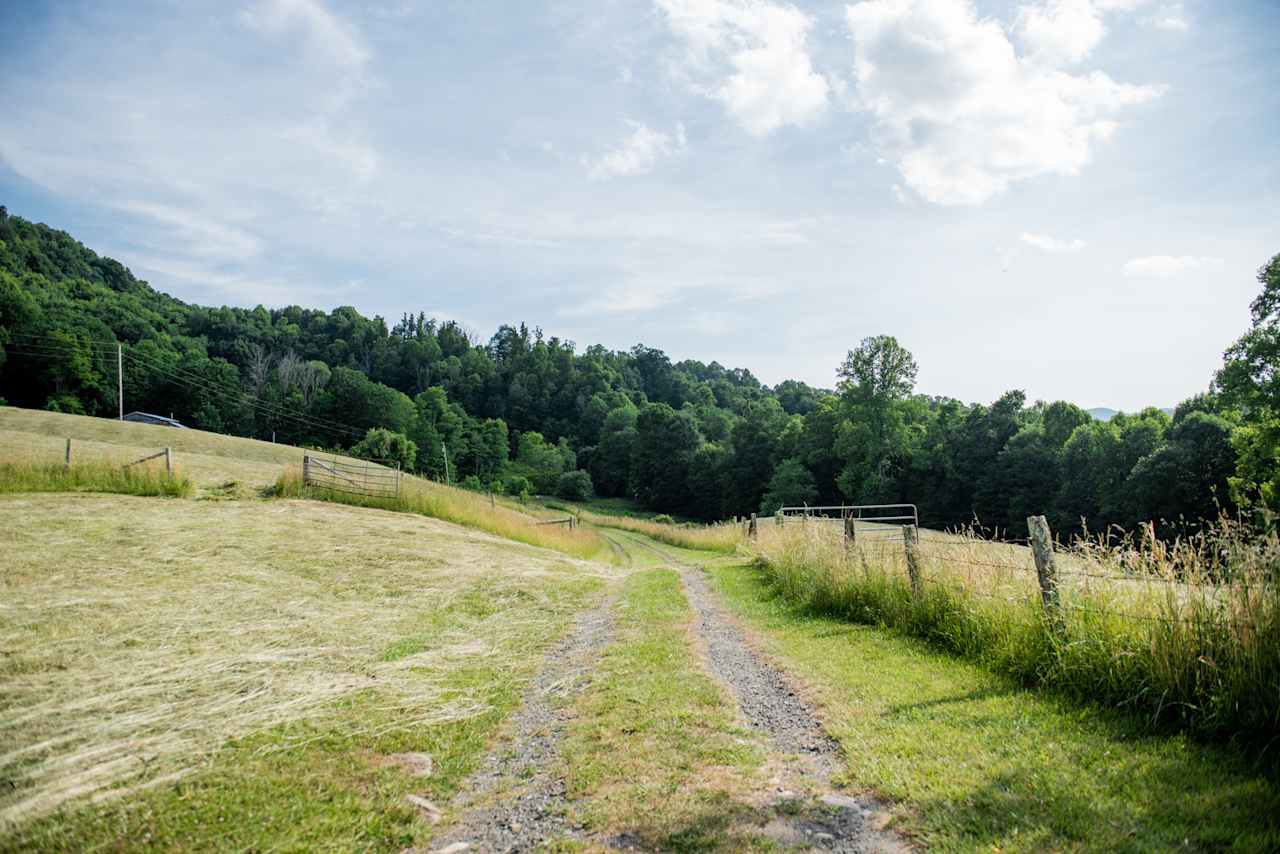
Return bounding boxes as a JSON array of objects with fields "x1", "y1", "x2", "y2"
[{"x1": 2, "y1": 206, "x2": 1277, "y2": 537}]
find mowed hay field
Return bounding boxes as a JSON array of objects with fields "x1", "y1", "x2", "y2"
[
  {"x1": 0, "y1": 410, "x2": 621, "y2": 849},
  {"x1": 0, "y1": 407, "x2": 313, "y2": 496}
]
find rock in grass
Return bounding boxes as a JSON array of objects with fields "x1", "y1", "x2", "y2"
[{"x1": 405, "y1": 793, "x2": 443, "y2": 824}]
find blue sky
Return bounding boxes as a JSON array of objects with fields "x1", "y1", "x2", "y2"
[{"x1": 2, "y1": 0, "x2": 1277, "y2": 411}]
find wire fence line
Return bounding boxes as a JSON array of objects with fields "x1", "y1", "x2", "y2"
[{"x1": 764, "y1": 508, "x2": 1274, "y2": 631}]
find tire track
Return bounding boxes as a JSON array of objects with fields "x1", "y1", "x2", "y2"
[
  {"x1": 428, "y1": 594, "x2": 615, "y2": 853},
  {"x1": 610, "y1": 531, "x2": 906, "y2": 853}
]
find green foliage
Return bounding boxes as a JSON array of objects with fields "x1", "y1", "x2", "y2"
[
  {"x1": 758, "y1": 458, "x2": 817, "y2": 514},
  {"x1": 0, "y1": 207, "x2": 1274, "y2": 535},
  {"x1": 350, "y1": 427, "x2": 417, "y2": 472},
  {"x1": 631, "y1": 403, "x2": 700, "y2": 511},
  {"x1": 556, "y1": 469, "x2": 594, "y2": 501}
]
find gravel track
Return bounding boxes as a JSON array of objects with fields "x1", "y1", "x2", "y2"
[
  {"x1": 428, "y1": 595, "x2": 615, "y2": 853},
  {"x1": 613, "y1": 532, "x2": 905, "y2": 854}
]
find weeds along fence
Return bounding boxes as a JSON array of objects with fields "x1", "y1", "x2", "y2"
[
  {"x1": 302, "y1": 453, "x2": 401, "y2": 499},
  {"x1": 752, "y1": 508, "x2": 1280, "y2": 745},
  {"x1": 277, "y1": 465, "x2": 616, "y2": 564},
  {"x1": 0, "y1": 439, "x2": 191, "y2": 497}
]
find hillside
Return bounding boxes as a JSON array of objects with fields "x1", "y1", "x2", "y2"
[
  {"x1": 3, "y1": 407, "x2": 1278, "y2": 850},
  {"x1": 0, "y1": 206, "x2": 1268, "y2": 539}
]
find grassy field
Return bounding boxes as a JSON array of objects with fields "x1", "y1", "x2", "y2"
[
  {"x1": 0, "y1": 406, "x2": 310, "y2": 496},
  {"x1": 752, "y1": 518, "x2": 1280, "y2": 744},
  {"x1": 0, "y1": 408, "x2": 633, "y2": 847},
  {"x1": 707, "y1": 558, "x2": 1280, "y2": 852},
  {"x1": 4, "y1": 405, "x2": 1277, "y2": 851},
  {"x1": 0, "y1": 493, "x2": 617, "y2": 848}
]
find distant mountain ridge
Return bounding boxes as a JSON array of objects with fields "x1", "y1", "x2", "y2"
[{"x1": 1087, "y1": 407, "x2": 1174, "y2": 422}]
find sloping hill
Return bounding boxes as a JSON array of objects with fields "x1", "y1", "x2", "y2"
[{"x1": 0, "y1": 407, "x2": 623, "y2": 847}]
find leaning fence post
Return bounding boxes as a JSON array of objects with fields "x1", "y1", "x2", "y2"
[
  {"x1": 489, "y1": 491, "x2": 495, "y2": 509},
  {"x1": 749, "y1": 512, "x2": 758, "y2": 540},
  {"x1": 164, "y1": 447, "x2": 172, "y2": 477},
  {"x1": 65, "y1": 438, "x2": 72, "y2": 468},
  {"x1": 903, "y1": 524, "x2": 921, "y2": 596},
  {"x1": 1027, "y1": 515, "x2": 1063, "y2": 630}
]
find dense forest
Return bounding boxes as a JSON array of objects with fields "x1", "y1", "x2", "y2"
[{"x1": 2, "y1": 206, "x2": 1278, "y2": 537}]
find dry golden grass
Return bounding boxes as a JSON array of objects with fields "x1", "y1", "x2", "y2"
[
  {"x1": 570, "y1": 507, "x2": 745, "y2": 554},
  {"x1": 752, "y1": 517, "x2": 1280, "y2": 741},
  {"x1": 0, "y1": 493, "x2": 621, "y2": 831},
  {"x1": 0, "y1": 407, "x2": 314, "y2": 496}
]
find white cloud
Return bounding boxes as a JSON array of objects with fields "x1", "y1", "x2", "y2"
[
  {"x1": 1123, "y1": 255, "x2": 1223, "y2": 276},
  {"x1": 584, "y1": 121, "x2": 687, "y2": 180},
  {"x1": 844, "y1": 0, "x2": 1165, "y2": 205},
  {"x1": 1146, "y1": 4, "x2": 1189, "y2": 31},
  {"x1": 561, "y1": 281, "x2": 680, "y2": 316},
  {"x1": 114, "y1": 201, "x2": 262, "y2": 261},
  {"x1": 1016, "y1": 0, "x2": 1108, "y2": 66},
  {"x1": 239, "y1": 0, "x2": 368, "y2": 70},
  {"x1": 656, "y1": 0, "x2": 829, "y2": 135},
  {"x1": 1020, "y1": 231, "x2": 1086, "y2": 251}
]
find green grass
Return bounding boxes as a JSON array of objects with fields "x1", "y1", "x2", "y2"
[
  {"x1": 558, "y1": 568, "x2": 772, "y2": 851},
  {"x1": 0, "y1": 460, "x2": 192, "y2": 497},
  {"x1": 753, "y1": 524, "x2": 1280, "y2": 746},
  {"x1": 707, "y1": 560, "x2": 1280, "y2": 852},
  {"x1": 7, "y1": 671, "x2": 526, "y2": 852}
]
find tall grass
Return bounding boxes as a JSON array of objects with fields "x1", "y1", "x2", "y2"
[
  {"x1": 0, "y1": 461, "x2": 192, "y2": 498},
  {"x1": 273, "y1": 467, "x2": 616, "y2": 564},
  {"x1": 564, "y1": 505, "x2": 745, "y2": 553},
  {"x1": 753, "y1": 519, "x2": 1280, "y2": 747}
]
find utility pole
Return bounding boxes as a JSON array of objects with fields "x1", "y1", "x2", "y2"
[
  {"x1": 441, "y1": 441, "x2": 451, "y2": 484},
  {"x1": 117, "y1": 343, "x2": 124, "y2": 420}
]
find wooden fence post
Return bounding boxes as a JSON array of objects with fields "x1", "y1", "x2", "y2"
[
  {"x1": 303, "y1": 454, "x2": 311, "y2": 486},
  {"x1": 844, "y1": 511, "x2": 856, "y2": 548},
  {"x1": 164, "y1": 447, "x2": 172, "y2": 477},
  {"x1": 489, "y1": 491, "x2": 496, "y2": 509},
  {"x1": 749, "y1": 512, "x2": 757, "y2": 540},
  {"x1": 65, "y1": 438, "x2": 72, "y2": 468},
  {"x1": 903, "y1": 524, "x2": 921, "y2": 596},
  {"x1": 1027, "y1": 515, "x2": 1063, "y2": 630},
  {"x1": 776, "y1": 510, "x2": 784, "y2": 527}
]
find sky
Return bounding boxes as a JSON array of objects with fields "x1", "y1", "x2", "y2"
[{"x1": 1, "y1": 0, "x2": 1277, "y2": 412}]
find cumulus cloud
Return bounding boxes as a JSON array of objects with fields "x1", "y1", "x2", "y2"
[
  {"x1": 845, "y1": 0, "x2": 1165, "y2": 205},
  {"x1": 655, "y1": 0, "x2": 829, "y2": 135},
  {"x1": 1020, "y1": 231, "x2": 1086, "y2": 251},
  {"x1": 584, "y1": 121, "x2": 687, "y2": 180},
  {"x1": 1016, "y1": 0, "x2": 1108, "y2": 66},
  {"x1": 1123, "y1": 255, "x2": 1223, "y2": 276},
  {"x1": 239, "y1": 0, "x2": 369, "y2": 69}
]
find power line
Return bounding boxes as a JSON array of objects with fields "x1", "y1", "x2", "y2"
[{"x1": 3, "y1": 339, "x2": 369, "y2": 441}]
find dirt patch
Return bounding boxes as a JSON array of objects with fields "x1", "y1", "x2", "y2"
[{"x1": 429, "y1": 594, "x2": 615, "y2": 853}]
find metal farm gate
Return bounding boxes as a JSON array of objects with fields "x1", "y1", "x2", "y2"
[
  {"x1": 302, "y1": 454, "x2": 402, "y2": 499},
  {"x1": 774, "y1": 503, "x2": 919, "y2": 542}
]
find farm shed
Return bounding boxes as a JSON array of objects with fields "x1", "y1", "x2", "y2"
[{"x1": 122, "y1": 411, "x2": 187, "y2": 428}]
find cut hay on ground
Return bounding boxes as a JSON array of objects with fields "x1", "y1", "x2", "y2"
[{"x1": 0, "y1": 494, "x2": 618, "y2": 830}]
